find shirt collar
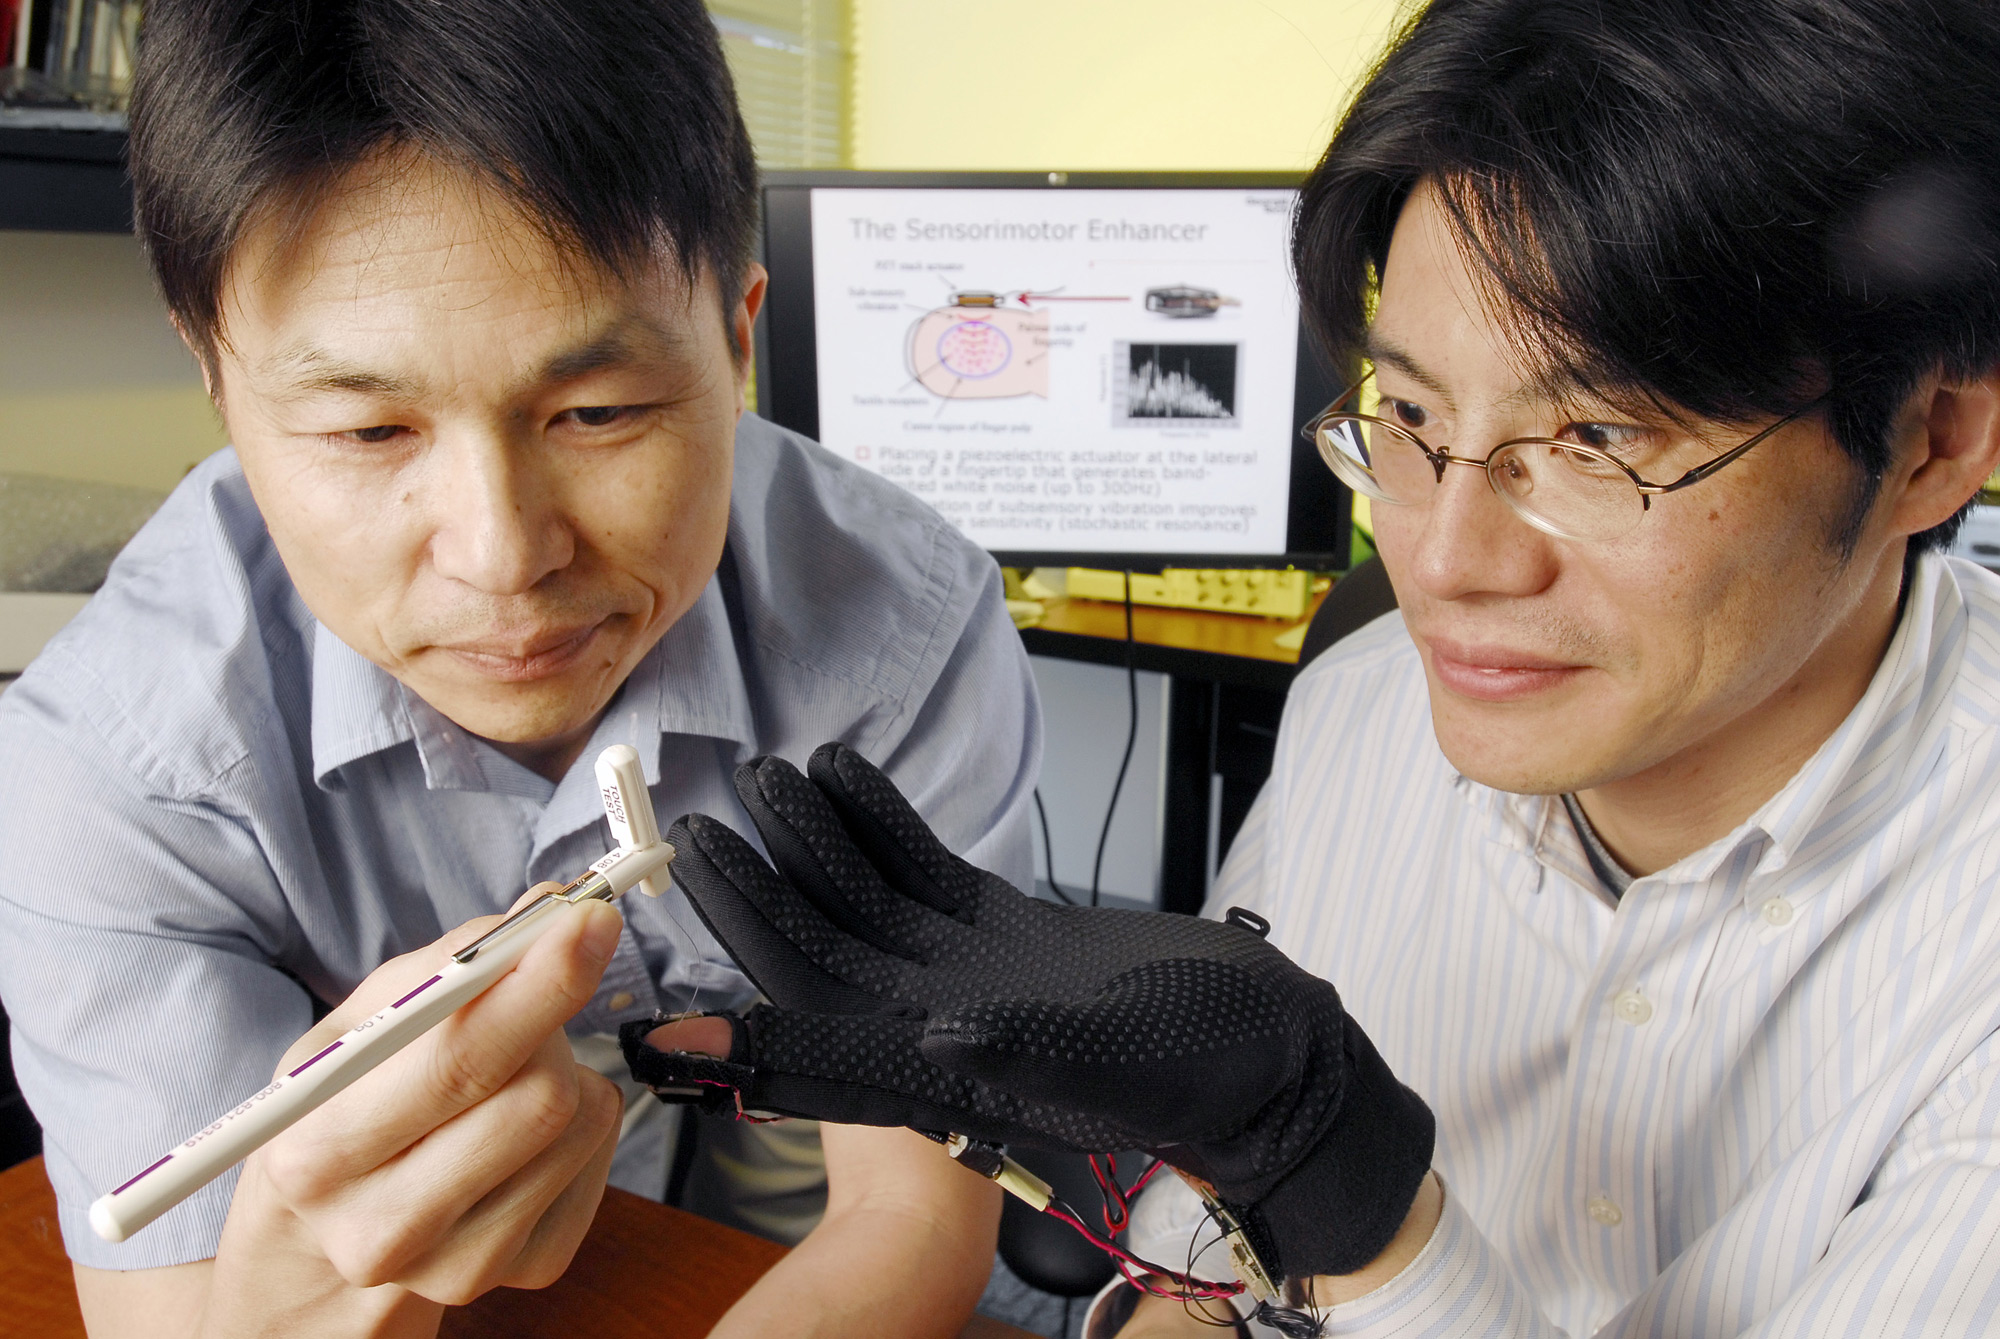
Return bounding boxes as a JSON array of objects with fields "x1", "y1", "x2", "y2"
[
  {"x1": 1730, "y1": 551, "x2": 1956, "y2": 901},
  {"x1": 309, "y1": 571, "x2": 757, "y2": 794},
  {"x1": 1463, "y1": 553, "x2": 1958, "y2": 909}
]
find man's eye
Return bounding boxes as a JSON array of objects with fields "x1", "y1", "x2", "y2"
[
  {"x1": 1384, "y1": 398, "x2": 1429, "y2": 430},
  {"x1": 1564, "y1": 422, "x2": 1647, "y2": 454},
  {"x1": 344, "y1": 424, "x2": 407, "y2": 444},
  {"x1": 563, "y1": 405, "x2": 630, "y2": 427}
]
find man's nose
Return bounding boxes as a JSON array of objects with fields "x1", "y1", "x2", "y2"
[
  {"x1": 425, "y1": 432, "x2": 574, "y2": 595},
  {"x1": 1402, "y1": 453, "x2": 1557, "y2": 602}
]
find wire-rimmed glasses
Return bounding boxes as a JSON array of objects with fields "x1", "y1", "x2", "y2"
[{"x1": 1305, "y1": 369, "x2": 1823, "y2": 542}]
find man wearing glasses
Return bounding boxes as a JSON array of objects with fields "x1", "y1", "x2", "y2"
[
  {"x1": 1105, "y1": 0, "x2": 2000, "y2": 1327},
  {"x1": 627, "y1": 0, "x2": 2000, "y2": 1334}
]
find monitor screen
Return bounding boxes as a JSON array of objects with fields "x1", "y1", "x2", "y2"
[{"x1": 756, "y1": 172, "x2": 1348, "y2": 569}]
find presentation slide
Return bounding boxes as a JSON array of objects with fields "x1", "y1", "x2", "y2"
[{"x1": 810, "y1": 187, "x2": 1301, "y2": 554}]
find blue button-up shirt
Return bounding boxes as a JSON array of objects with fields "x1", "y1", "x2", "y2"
[{"x1": 0, "y1": 412, "x2": 1040, "y2": 1269}]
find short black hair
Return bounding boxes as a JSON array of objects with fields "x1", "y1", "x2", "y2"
[
  {"x1": 130, "y1": 0, "x2": 758, "y2": 367},
  {"x1": 1295, "y1": 0, "x2": 2000, "y2": 553}
]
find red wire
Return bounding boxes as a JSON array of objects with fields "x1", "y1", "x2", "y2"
[
  {"x1": 700, "y1": 1079, "x2": 786, "y2": 1124},
  {"x1": 1043, "y1": 1201, "x2": 1243, "y2": 1300},
  {"x1": 1091, "y1": 1155, "x2": 1129, "y2": 1235},
  {"x1": 1087, "y1": 1155, "x2": 1170, "y2": 1239},
  {"x1": 1045, "y1": 1165, "x2": 1247, "y2": 1305}
]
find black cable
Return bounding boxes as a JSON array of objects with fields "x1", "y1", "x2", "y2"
[
  {"x1": 1032, "y1": 787, "x2": 1076, "y2": 906},
  {"x1": 1090, "y1": 571, "x2": 1140, "y2": 908}
]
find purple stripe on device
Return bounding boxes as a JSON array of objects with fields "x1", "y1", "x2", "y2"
[
  {"x1": 393, "y1": 975, "x2": 444, "y2": 1009},
  {"x1": 288, "y1": 1039, "x2": 344, "y2": 1078},
  {"x1": 113, "y1": 1154, "x2": 174, "y2": 1195}
]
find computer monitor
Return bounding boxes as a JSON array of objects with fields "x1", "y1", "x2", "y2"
[{"x1": 754, "y1": 171, "x2": 1350, "y2": 570}]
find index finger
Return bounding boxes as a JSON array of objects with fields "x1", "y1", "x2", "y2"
[
  {"x1": 283, "y1": 894, "x2": 624, "y2": 1170},
  {"x1": 276, "y1": 882, "x2": 570, "y2": 1072}
]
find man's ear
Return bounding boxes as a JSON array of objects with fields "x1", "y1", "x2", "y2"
[
  {"x1": 730, "y1": 262, "x2": 769, "y2": 418},
  {"x1": 1883, "y1": 366, "x2": 2000, "y2": 540},
  {"x1": 168, "y1": 313, "x2": 222, "y2": 404}
]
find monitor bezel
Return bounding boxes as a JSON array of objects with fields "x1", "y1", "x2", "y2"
[{"x1": 754, "y1": 170, "x2": 1350, "y2": 571}]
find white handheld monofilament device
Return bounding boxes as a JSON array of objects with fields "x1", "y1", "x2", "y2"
[{"x1": 88, "y1": 744, "x2": 673, "y2": 1244}]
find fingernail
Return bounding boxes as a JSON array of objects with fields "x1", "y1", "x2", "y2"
[{"x1": 580, "y1": 903, "x2": 623, "y2": 964}]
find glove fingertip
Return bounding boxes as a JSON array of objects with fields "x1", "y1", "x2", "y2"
[
  {"x1": 658, "y1": 812, "x2": 891, "y2": 1015},
  {"x1": 809, "y1": 743, "x2": 976, "y2": 920},
  {"x1": 667, "y1": 812, "x2": 718, "y2": 852},
  {"x1": 668, "y1": 812, "x2": 773, "y2": 896},
  {"x1": 733, "y1": 753, "x2": 796, "y2": 816}
]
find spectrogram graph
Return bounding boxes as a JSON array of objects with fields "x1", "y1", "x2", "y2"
[{"x1": 1114, "y1": 342, "x2": 1239, "y2": 425}]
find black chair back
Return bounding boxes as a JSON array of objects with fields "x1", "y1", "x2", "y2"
[{"x1": 1298, "y1": 555, "x2": 1399, "y2": 669}]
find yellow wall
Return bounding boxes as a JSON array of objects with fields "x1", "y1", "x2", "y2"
[
  {"x1": 0, "y1": 385, "x2": 221, "y2": 492},
  {"x1": 852, "y1": 0, "x2": 1407, "y2": 171},
  {"x1": 0, "y1": 231, "x2": 224, "y2": 491}
]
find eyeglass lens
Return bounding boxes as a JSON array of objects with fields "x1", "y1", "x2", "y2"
[{"x1": 1318, "y1": 416, "x2": 1645, "y2": 541}]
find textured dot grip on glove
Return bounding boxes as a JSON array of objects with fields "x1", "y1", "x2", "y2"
[
  {"x1": 665, "y1": 812, "x2": 897, "y2": 1016},
  {"x1": 921, "y1": 958, "x2": 1434, "y2": 1280},
  {"x1": 918, "y1": 957, "x2": 1296, "y2": 1144},
  {"x1": 643, "y1": 742, "x2": 1438, "y2": 1288}
]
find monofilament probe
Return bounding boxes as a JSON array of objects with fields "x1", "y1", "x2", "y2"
[{"x1": 89, "y1": 744, "x2": 674, "y2": 1244}]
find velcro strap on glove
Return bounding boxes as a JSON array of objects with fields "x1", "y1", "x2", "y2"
[{"x1": 619, "y1": 1013, "x2": 758, "y2": 1112}]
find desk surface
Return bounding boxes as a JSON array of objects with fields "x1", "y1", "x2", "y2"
[
  {"x1": 1018, "y1": 591, "x2": 1324, "y2": 692},
  {"x1": 0, "y1": 1157, "x2": 1033, "y2": 1338}
]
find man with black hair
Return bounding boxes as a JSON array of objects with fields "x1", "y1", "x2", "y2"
[
  {"x1": 0, "y1": 0, "x2": 1025, "y2": 1334},
  {"x1": 626, "y1": 1, "x2": 2000, "y2": 1335}
]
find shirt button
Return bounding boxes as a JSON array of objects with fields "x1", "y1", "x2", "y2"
[
  {"x1": 608, "y1": 991, "x2": 636, "y2": 1011},
  {"x1": 1760, "y1": 897, "x2": 1795, "y2": 927},
  {"x1": 1612, "y1": 991, "x2": 1654, "y2": 1025},
  {"x1": 1586, "y1": 1196, "x2": 1624, "y2": 1227}
]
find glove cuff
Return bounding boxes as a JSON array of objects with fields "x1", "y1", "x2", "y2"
[{"x1": 1233, "y1": 1017, "x2": 1435, "y2": 1282}]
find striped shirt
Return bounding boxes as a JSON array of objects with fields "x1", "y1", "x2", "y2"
[{"x1": 1116, "y1": 552, "x2": 2000, "y2": 1337}]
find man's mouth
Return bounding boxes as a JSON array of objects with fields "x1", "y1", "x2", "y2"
[
  {"x1": 434, "y1": 621, "x2": 607, "y2": 683},
  {"x1": 1421, "y1": 634, "x2": 1588, "y2": 703}
]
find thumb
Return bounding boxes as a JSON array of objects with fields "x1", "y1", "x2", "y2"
[
  {"x1": 626, "y1": 1004, "x2": 1007, "y2": 1134},
  {"x1": 919, "y1": 960, "x2": 1295, "y2": 1145}
]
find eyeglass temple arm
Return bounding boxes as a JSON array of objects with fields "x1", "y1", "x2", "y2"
[
  {"x1": 1640, "y1": 399, "x2": 1825, "y2": 496},
  {"x1": 1301, "y1": 372, "x2": 1375, "y2": 440}
]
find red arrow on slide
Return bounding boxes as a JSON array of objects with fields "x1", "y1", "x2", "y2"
[{"x1": 1016, "y1": 293, "x2": 1129, "y2": 305}]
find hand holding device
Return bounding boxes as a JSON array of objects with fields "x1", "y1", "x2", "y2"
[
  {"x1": 621, "y1": 743, "x2": 1434, "y2": 1292},
  {"x1": 91, "y1": 745, "x2": 674, "y2": 1245}
]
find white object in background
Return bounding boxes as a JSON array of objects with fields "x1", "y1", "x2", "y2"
[
  {"x1": 0, "y1": 592, "x2": 91, "y2": 673},
  {"x1": 1952, "y1": 504, "x2": 2000, "y2": 574},
  {"x1": 88, "y1": 745, "x2": 673, "y2": 1244}
]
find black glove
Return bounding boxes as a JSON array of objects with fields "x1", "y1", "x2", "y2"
[{"x1": 623, "y1": 743, "x2": 1434, "y2": 1281}]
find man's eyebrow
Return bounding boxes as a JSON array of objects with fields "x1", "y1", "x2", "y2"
[
  {"x1": 262, "y1": 346, "x2": 424, "y2": 399},
  {"x1": 1499, "y1": 360, "x2": 1601, "y2": 413},
  {"x1": 1362, "y1": 335, "x2": 1452, "y2": 404},
  {"x1": 538, "y1": 316, "x2": 691, "y2": 385},
  {"x1": 1366, "y1": 333, "x2": 1614, "y2": 417},
  {"x1": 259, "y1": 315, "x2": 693, "y2": 401}
]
